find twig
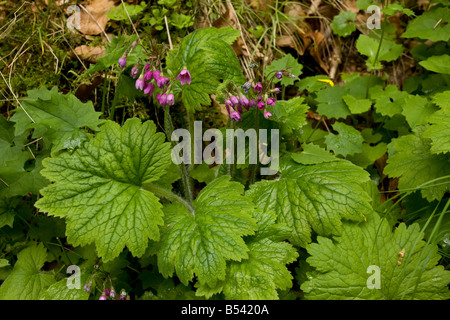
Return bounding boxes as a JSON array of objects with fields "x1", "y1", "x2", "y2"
[
  {"x1": 164, "y1": 15, "x2": 173, "y2": 50},
  {"x1": 120, "y1": 0, "x2": 141, "y2": 45},
  {"x1": 0, "y1": 72, "x2": 34, "y2": 123}
]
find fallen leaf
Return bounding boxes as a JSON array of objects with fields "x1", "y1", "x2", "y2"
[
  {"x1": 77, "y1": 0, "x2": 116, "y2": 36},
  {"x1": 69, "y1": 45, "x2": 106, "y2": 63}
]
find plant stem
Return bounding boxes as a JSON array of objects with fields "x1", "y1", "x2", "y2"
[
  {"x1": 142, "y1": 182, "x2": 194, "y2": 215},
  {"x1": 164, "y1": 106, "x2": 194, "y2": 203}
]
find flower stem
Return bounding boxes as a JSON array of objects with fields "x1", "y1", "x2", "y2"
[
  {"x1": 142, "y1": 182, "x2": 194, "y2": 215},
  {"x1": 163, "y1": 106, "x2": 194, "y2": 203}
]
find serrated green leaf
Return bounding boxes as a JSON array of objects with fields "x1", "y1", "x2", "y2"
[
  {"x1": 166, "y1": 27, "x2": 244, "y2": 112},
  {"x1": 369, "y1": 84, "x2": 409, "y2": 117},
  {"x1": 157, "y1": 176, "x2": 257, "y2": 287},
  {"x1": 382, "y1": 3, "x2": 415, "y2": 16},
  {"x1": 384, "y1": 127, "x2": 450, "y2": 201},
  {"x1": 41, "y1": 272, "x2": 91, "y2": 300},
  {"x1": 196, "y1": 209, "x2": 298, "y2": 299},
  {"x1": 291, "y1": 143, "x2": 339, "y2": 165},
  {"x1": 10, "y1": 87, "x2": 104, "y2": 154},
  {"x1": 347, "y1": 142, "x2": 388, "y2": 168},
  {"x1": 265, "y1": 54, "x2": 303, "y2": 86},
  {"x1": 356, "y1": 35, "x2": 404, "y2": 70},
  {"x1": 247, "y1": 158, "x2": 372, "y2": 247},
  {"x1": 301, "y1": 211, "x2": 450, "y2": 299},
  {"x1": 325, "y1": 122, "x2": 364, "y2": 157},
  {"x1": 35, "y1": 118, "x2": 171, "y2": 262},
  {"x1": 419, "y1": 54, "x2": 450, "y2": 74},
  {"x1": 106, "y1": 2, "x2": 146, "y2": 21},
  {"x1": 402, "y1": 6, "x2": 450, "y2": 42},
  {"x1": 0, "y1": 243, "x2": 55, "y2": 300},
  {"x1": 265, "y1": 96, "x2": 309, "y2": 132},
  {"x1": 330, "y1": 11, "x2": 357, "y2": 37},
  {"x1": 422, "y1": 91, "x2": 450, "y2": 154},
  {"x1": 402, "y1": 95, "x2": 438, "y2": 129}
]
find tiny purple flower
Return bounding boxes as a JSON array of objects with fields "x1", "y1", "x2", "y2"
[
  {"x1": 177, "y1": 69, "x2": 191, "y2": 85},
  {"x1": 158, "y1": 93, "x2": 168, "y2": 106},
  {"x1": 143, "y1": 70, "x2": 153, "y2": 82},
  {"x1": 249, "y1": 99, "x2": 256, "y2": 107},
  {"x1": 272, "y1": 87, "x2": 280, "y2": 94},
  {"x1": 99, "y1": 293, "x2": 107, "y2": 300},
  {"x1": 157, "y1": 76, "x2": 169, "y2": 89},
  {"x1": 105, "y1": 288, "x2": 111, "y2": 296},
  {"x1": 264, "y1": 109, "x2": 272, "y2": 119},
  {"x1": 254, "y1": 83, "x2": 262, "y2": 93},
  {"x1": 230, "y1": 110, "x2": 241, "y2": 122},
  {"x1": 130, "y1": 65, "x2": 139, "y2": 79},
  {"x1": 266, "y1": 97, "x2": 276, "y2": 106},
  {"x1": 118, "y1": 57, "x2": 126, "y2": 68},
  {"x1": 144, "y1": 82, "x2": 154, "y2": 95},
  {"x1": 166, "y1": 93, "x2": 175, "y2": 105},
  {"x1": 242, "y1": 82, "x2": 251, "y2": 90},
  {"x1": 83, "y1": 283, "x2": 91, "y2": 292},
  {"x1": 236, "y1": 105, "x2": 243, "y2": 113},
  {"x1": 239, "y1": 95, "x2": 249, "y2": 107},
  {"x1": 230, "y1": 96, "x2": 239, "y2": 106},
  {"x1": 144, "y1": 63, "x2": 151, "y2": 71},
  {"x1": 135, "y1": 76, "x2": 145, "y2": 90},
  {"x1": 257, "y1": 101, "x2": 265, "y2": 110},
  {"x1": 275, "y1": 71, "x2": 283, "y2": 80},
  {"x1": 152, "y1": 70, "x2": 161, "y2": 81},
  {"x1": 110, "y1": 289, "x2": 116, "y2": 299}
]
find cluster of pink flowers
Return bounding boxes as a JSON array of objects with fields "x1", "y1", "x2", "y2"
[
  {"x1": 118, "y1": 55, "x2": 191, "y2": 107},
  {"x1": 225, "y1": 80, "x2": 280, "y2": 122}
]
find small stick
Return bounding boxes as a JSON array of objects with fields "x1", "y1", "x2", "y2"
[{"x1": 164, "y1": 15, "x2": 173, "y2": 50}]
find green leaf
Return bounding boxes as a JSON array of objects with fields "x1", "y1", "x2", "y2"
[
  {"x1": 0, "y1": 243, "x2": 55, "y2": 300},
  {"x1": 166, "y1": 27, "x2": 244, "y2": 112},
  {"x1": 35, "y1": 118, "x2": 171, "y2": 262},
  {"x1": 330, "y1": 11, "x2": 357, "y2": 37},
  {"x1": 382, "y1": 3, "x2": 415, "y2": 16},
  {"x1": 346, "y1": 142, "x2": 388, "y2": 168},
  {"x1": 196, "y1": 209, "x2": 298, "y2": 299},
  {"x1": 291, "y1": 143, "x2": 339, "y2": 165},
  {"x1": 10, "y1": 87, "x2": 104, "y2": 154},
  {"x1": 342, "y1": 94, "x2": 372, "y2": 114},
  {"x1": 316, "y1": 85, "x2": 351, "y2": 119},
  {"x1": 189, "y1": 162, "x2": 219, "y2": 184},
  {"x1": 384, "y1": 127, "x2": 450, "y2": 201},
  {"x1": 369, "y1": 84, "x2": 409, "y2": 117},
  {"x1": 265, "y1": 54, "x2": 303, "y2": 86},
  {"x1": 301, "y1": 211, "x2": 450, "y2": 299},
  {"x1": 401, "y1": 95, "x2": 438, "y2": 129},
  {"x1": 356, "y1": 35, "x2": 404, "y2": 70},
  {"x1": 41, "y1": 273, "x2": 91, "y2": 300},
  {"x1": 325, "y1": 122, "x2": 364, "y2": 157},
  {"x1": 170, "y1": 13, "x2": 194, "y2": 29},
  {"x1": 265, "y1": 96, "x2": 309, "y2": 133},
  {"x1": 247, "y1": 158, "x2": 372, "y2": 247},
  {"x1": 422, "y1": 91, "x2": 450, "y2": 154},
  {"x1": 402, "y1": 6, "x2": 450, "y2": 42},
  {"x1": 157, "y1": 176, "x2": 257, "y2": 287},
  {"x1": 106, "y1": 2, "x2": 146, "y2": 21},
  {"x1": 0, "y1": 259, "x2": 9, "y2": 268},
  {"x1": 419, "y1": 54, "x2": 450, "y2": 74}
]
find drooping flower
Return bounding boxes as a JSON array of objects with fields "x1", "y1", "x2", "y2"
[
  {"x1": 254, "y1": 83, "x2": 262, "y2": 93},
  {"x1": 242, "y1": 81, "x2": 251, "y2": 91},
  {"x1": 264, "y1": 109, "x2": 272, "y2": 119},
  {"x1": 99, "y1": 292, "x2": 108, "y2": 300},
  {"x1": 230, "y1": 109, "x2": 241, "y2": 122},
  {"x1": 118, "y1": 57, "x2": 126, "y2": 68},
  {"x1": 144, "y1": 63, "x2": 151, "y2": 71},
  {"x1": 157, "y1": 76, "x2": 170, "y2": 89},
  {"x1": 152, "y1": 69, "x2": 161, "y2": 81},
  {"x1": 110, "y1": 288, "x2": 116, "y2": 299},
  {"x1": 272, "y1": 87, "x2": 280, "y2": 94},
  {"x1": 144, "y1": 82, "x2": 154, "y2": 95},
  {"x1": 135, "y1": 76, "x2": 145, "y2": 90},
  {"x1": 166, "y1": 93, "x2": 175, "y2": 105},
  {"x1": 266, "y1": 97, "x2": 276, "y2": 106},
  {"x1": 257, "y1": 101, "x2": 265, "y2": 110},
  {"x1": 130, "y1": 65, "x2": 139, "y2": 79},
  {"x1": 83, "y1": 283, "x2": 91, "y2": 292},
  {"x1": 275, "y1": 71, "x2": 283, "y2": 80},
  {"x1": 158, "y1": 93, "x2": 168, "y2": 105},
  {"x1": 143, "y1": 70, "x2": 153, "y2": 82},
  {"x1": 239, "y1": 95, "x2": 249, "y2": 109},
  {"x1": 176, "y1": 69, "x2": 191, "y2": 85},
  {"x1": 249, "y1": 99, "x2": 256, "y2": 108},
  {"x1": 230, "y1": 96, "x2": 239, "y2": 106}
]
